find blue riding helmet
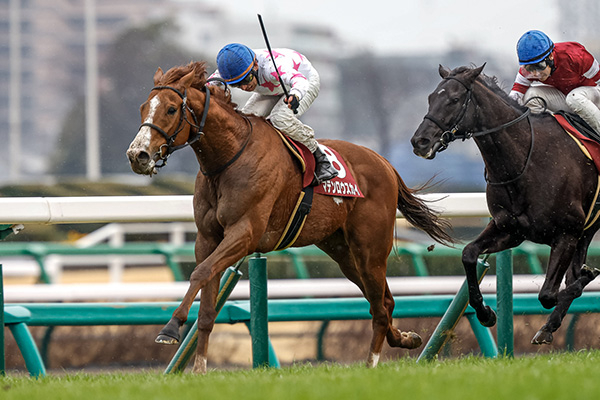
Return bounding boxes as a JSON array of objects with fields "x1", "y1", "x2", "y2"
[
  {"x1": 517, "y1": 30, "x2": 554, "y2": 64},
  {"x1": 216, "y1": 43, "x2": 256, "y2": 84}
]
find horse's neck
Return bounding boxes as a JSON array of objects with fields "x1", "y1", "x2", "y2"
[
  {"x1": 191, "y1": 98, "x2": 250, "y2": 172},
  {"x1": 472, "y1": 85, "x2": 532, "y2": 183}
]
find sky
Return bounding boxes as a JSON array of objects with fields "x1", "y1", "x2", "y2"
[{"x1": 203, "y1": 0, "x2": 561, "y2": 60}]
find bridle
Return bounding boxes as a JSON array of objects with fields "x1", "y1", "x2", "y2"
[
  {"x1": 139, "y1": 79, "x2": 253, "y2": 176},
  {"x1": 423, "y1": 77, "x2": 532, "y2": 151},
  {"x1": 139, "y1": 85, "x2": 207, "y2": 169},
  {"x1": 422, "y1": 76, "x2": 534, "y2": 185}
]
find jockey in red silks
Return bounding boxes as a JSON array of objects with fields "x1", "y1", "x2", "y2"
[
  {"x1": 509, "y1": 30, "x2": 600, "y2": 134},
  {"x1": 209, "y1": 43, "x2": 338, "y2": 184}
]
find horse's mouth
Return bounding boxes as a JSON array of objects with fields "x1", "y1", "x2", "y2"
[
  {"x1": 129, "y1": 162, "x2": 158, "y2": 176},
  {"x1": 128, "y1": 155, "x2": 159, "y2": 176},
  {"x1": 413, "y1": 141, "x2": 442, "y2": 160}
]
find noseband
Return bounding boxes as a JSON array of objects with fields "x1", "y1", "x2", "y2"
[
  {"x1": 139, "y1": 85, "x2": 209, "y2": 168},
  {"x1": 423, "y1": 77, "x2": 531, "y2": 152}
]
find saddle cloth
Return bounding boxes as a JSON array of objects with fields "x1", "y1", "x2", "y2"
[
  {"x1": 270, "y1": 131, "x2": 363, "y2": 251},
  {"x1": 554, "y1": 111, "x2": 600, "y2": 229},
  {"x1": 554, "y1": 111, "x2": 600, "y2": 173},
  {"x1": 276, "y1": 131, "x2": 364, "y2": 198}
]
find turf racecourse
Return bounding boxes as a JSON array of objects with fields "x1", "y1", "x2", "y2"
[{"x1": 2, "y1": 351, "x2": 599, "y2": 400}]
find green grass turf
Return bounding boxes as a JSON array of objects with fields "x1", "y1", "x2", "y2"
[{"x1": 2, "y1": 351, "x2": 599, "y2": 400}]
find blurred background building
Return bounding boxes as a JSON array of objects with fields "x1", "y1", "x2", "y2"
[{"x1": 1, "y1": 0, "x2": 596, "y2": 191}]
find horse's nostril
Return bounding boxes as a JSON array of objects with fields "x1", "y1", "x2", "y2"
[
  {"x1": 137, "y1": 151, "x2": 150, "y2": 163},
  {"x1": 128, "y1": 150, "x2": 150, "y2": 165},
  {"x1": 411, "y1": 137, "x2": 430, "y2": 149}
]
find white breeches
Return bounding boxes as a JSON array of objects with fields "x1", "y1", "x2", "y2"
[
  {"x1": 240, "y1": 67, "x2": 321, "y2": 152},
  {"x1": 524, "y1": 85, "x2": 600, "y2": 133}
]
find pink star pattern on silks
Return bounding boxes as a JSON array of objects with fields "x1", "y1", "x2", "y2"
[
  {"x1": 271, "y1": 65, "x2": 286, "y2": 79},
  {"x1": 270, "y1": 50, "x2": 285, "y2": 60},
  {"x1": 292, "y1": 73, "x2": 306, "y2": 81},
  {"x1": 292, "y1": 59, "x2": 301, "y2": 71},
  {"x1": 261, "y1": 80, "x2": 279, "y2": 92}
]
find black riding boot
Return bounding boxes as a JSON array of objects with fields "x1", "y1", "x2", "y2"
[{"x1": 313, "y1": 147, "x2": 338, "y2": 183}]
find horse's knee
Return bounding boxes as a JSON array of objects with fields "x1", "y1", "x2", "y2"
[{"x1": 538, "y1": 290, "x2": 558, "y2": 309}]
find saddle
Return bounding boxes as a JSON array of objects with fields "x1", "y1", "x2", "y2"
[
  {"x1": 271, "y1": 129, "x2": 363, "y2": 251},
  {"x1": 554, "y1": 110, "x2": 600, "y2": 143}
]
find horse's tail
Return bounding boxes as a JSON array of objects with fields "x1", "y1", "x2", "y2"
[{"x1": 395, "y1": 170, "x2": 455, "y2": 247}]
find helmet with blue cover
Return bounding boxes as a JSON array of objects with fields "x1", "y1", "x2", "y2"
[
  {"x1": 216, "y1": 43, "x2": 256, "y2": 84},
  {"x1": 517, "y1": 30, "x2": 555, "y2": 65}
]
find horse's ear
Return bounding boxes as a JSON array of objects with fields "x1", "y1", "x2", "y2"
[
  {"x1": 180, "y1": 70, "x2": 195, "y2": 89},
  {"x1": 466, "y1": 63, "x2": 486, "y2": 81},
  {"x1": 153, "y1": 67, "x2": 164, "y2": 85},
  {"x1": 439, "y1": 65, "x2": 451, "y2": 78},
  {"x1": 461, "y1": 63, "x2": 486, "y2": 85}
]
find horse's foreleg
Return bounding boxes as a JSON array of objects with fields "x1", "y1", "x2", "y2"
[
  {"x1": 462, "y1": 221, "x2": 522, "y2": 327},
  {"x1": 192, "y1": 275, "x2": 220, "y2": 374},
  {"x1": 532, "y1": 264, "x2": 600, "y2": 344},
  {"x1": 157, "y1": 219, "x2": 261, "y2": 345},
  {"x1": 156, "y1": 259, "x2": 235, "y2": 344}
]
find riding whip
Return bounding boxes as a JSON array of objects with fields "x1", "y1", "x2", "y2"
[{"x1": 257, "y1": 14, "x2": 298, "y2": 114}]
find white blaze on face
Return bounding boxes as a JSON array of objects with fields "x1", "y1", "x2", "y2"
[{"x1": 129, "y1": 95, "x2": 161, "y2": 151}]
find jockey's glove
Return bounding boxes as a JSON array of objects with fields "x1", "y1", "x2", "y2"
[{"x1": 285, "y1": 94, "x2": 300, "y2": 114}]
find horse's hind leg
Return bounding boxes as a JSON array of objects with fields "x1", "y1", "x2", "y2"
[
  {"x1": 533, "y1": 234, "x2": 600, "y2": 344},
  {"x1": 319, "y1": 233, "x2": 420, "y2": 368},
  {"x1": 532, "y1": 265, "x2": 600, "y2": 344}
]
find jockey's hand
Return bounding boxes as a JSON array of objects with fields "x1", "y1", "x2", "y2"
[{"x1": 284, "y1": 94, "x2": 300, "y2": 114}]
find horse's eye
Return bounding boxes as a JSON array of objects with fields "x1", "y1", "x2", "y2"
[
  {"x1": 451, "y1": 97, "x2": 460, "y2": 104},
  {"x1": 167, "y1": 106, "x2": 177, "y2": 115}
]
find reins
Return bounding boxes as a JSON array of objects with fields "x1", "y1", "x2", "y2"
[
  {"x1": 424, "y1": 77, "x2": 532, "y2": 150},
  {"x1": 199, "y1": 115, "x2": 254, "y2": 177}
]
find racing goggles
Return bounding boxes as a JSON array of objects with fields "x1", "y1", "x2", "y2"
[
  {"x1": 524, "y1": 59, "x2": 550, "y2": 73},
  {"x1": 232, "y1": 70, "x2": 256, "y2": 88}
]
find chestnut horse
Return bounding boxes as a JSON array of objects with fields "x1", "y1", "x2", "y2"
[
  {"x1": 411, "y1": 64, "x2": 600, "y2": 345},
  {"x1": 127, "y1": 61, "x2": 453, "y2": 373}
]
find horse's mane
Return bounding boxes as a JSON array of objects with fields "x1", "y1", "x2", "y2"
[
  {"x1": 451, "y1": 65, "x2": 528, "y2": 112},
  {"x1": 157, "y1": 61, "x2": 237, "y2": 108}
]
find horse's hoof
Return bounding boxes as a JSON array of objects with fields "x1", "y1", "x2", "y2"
[
  {"x1": 155, "y1": 334, "x2": 179, "y2": 345},
  {"x1": 155, "y1": 317, "x2": 182, "y2": 344},
  {"x1": 477, "y1": 306, "x2": 497, "y2": 327},
  {"x1": 531, "y1": 330, "x2": 553, "y2": 345},
  {"x1": 400, "y1": 331, "x2": 423, "y2": 349}
]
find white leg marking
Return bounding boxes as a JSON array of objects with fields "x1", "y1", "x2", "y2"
[
  {"x1": 192, "y1": 355, "x2": 208, "y2": 374},
  {"x1": 369, "y1": 353, "x2": 380, "y2": 368}
]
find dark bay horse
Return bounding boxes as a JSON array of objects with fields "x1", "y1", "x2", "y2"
[
  {"x1": 411, "y1": 64, "x2": 600, "y2": 345},
  {"x1": 126, "y1": 61, "x2": 453, "y2": 373}
]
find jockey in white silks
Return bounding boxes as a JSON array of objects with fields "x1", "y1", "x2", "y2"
[{"x1": 208, "y1": 43, "x2": 338, "y2": 184}]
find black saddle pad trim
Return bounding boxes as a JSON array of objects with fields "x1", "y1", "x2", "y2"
[{"x1": 555, "y1": 110, "x2": 600, "y2": 143}]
